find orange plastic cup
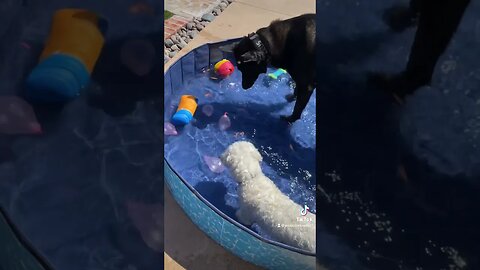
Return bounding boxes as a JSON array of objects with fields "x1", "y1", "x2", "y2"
[
  {"x1": 177, "y1": 95, "x2": 198, "y2": 114},
  {"x1": 26, "y1": 9, "x2": 106, "y2": 102},
  {"x1": 171, "y1": 95, "x2": 198, "y2": 125},
  {"x1": 40, "y1": 9, "x2": 105, "y2": 73}
]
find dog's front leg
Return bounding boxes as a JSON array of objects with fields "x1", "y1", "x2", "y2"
[{"x1": 282, "y1": 84, "x2": 314, "y2": 123}]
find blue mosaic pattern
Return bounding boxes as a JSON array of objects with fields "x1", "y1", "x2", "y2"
[{"x1": 165, "y1": 161, "x2": 315, "y2": 270}]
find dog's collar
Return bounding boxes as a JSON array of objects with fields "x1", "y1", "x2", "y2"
[{"x1": 248, "y1": 32, "x2": 270, "y2": 63}]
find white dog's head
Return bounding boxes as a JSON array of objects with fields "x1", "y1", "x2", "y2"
[{"x1": 221, "y1": 141, "x2": 263, "y2": 183}]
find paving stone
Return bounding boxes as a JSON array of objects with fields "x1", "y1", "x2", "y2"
[{"x1": 202, "y1": 13, "x2": 215, "y2": 22}]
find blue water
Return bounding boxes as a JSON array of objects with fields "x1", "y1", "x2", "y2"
[{"x1": 164, "y1": 67, "x2": 316, "y2": 239}]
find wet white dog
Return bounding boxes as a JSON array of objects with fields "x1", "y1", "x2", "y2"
[{"x1": 221, "y1": 141, "x2": 316, "y2": 252}]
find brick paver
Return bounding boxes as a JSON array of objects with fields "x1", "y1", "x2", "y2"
[{"x1": 164, "y1": 15, "x2": 189, "y2": 40}]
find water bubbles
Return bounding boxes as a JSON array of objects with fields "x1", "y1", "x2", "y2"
[
  {"x1": 441, "y1": 60, "x2": 457, "y2": 74},
  {"x1": 224, "y1": 81, "x2": 238, "y2": 91},
  {"x1": 440, "y1": 246, "x2": 467, "y2": 269},
  {"x1": 200, "y1": 67, "x2": 210, "y2": 74},
  {"x1": 288, "y1": 79, "x2": 296, "y2": 90},
  {"x1": 325, "y1": 170, "x2": 342, "y2": 182},
  {"x1": 204, "y1": 91, "x2": 214, "y2": 98},
  {"x1": 233, "y1": 131, "x2": 245, "y2": 138}
]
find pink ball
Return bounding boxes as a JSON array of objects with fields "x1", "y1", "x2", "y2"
[{"x1": 214, "y1": 60, "x2": 235, "y2": 78}]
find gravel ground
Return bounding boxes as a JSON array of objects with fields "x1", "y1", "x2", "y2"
[{"x1": 164, "y1": 0, "x2": 234, "y2": 63}]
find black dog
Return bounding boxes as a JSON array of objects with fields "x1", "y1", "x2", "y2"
[{"x1": 233, "y1": 14, "x2": 316, "y2": 123}]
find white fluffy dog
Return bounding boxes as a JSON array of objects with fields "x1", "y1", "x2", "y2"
[{"x1": 221, "y1": 141, "x2": 316, "y2": 252}]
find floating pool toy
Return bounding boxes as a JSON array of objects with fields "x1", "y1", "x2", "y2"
[
  {"x1": 267, "y1": 68, "x2": 287, "y2": 80},
  {"x1": 203, "y1": 155, "x2": 226, "y2": 173},
  {"x1": 201, "y1": 104, "x2": 214, "y2": 117},
  {"x1": 25, "y1": 9, "x2": 105, "y2": 103},
  {"x1": 126, "y1": 201, "x2": 163, "y2": 252},
  {"x1": 0, "y1": 96, "x2": 42, "y2": 135},
  {"x1": 218, "y1": 112, "x2": 231, "y2": 131},
  {"x1": 214, "y1": 59, "x2": 235, "y2": 78},
  {"x1": 121, "y1": 39, "x2": 156, "y2": 76},
  {"x1": 171, "y1": 95, "x2": 198, "y2": 126},
  {"x1": 164, "y1": 122, "x2": 178, "y2": 136}
]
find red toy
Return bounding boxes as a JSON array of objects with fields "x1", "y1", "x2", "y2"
[{"x1": 214, "y1": 59, "x2": 234, "y2": 77}]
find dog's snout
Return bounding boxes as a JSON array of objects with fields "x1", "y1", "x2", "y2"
[{"x1": 242, "y1": 79, "x2": 254, "y2": 90}]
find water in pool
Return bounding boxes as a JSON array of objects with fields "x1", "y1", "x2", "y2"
[{"x1": 164, "y1": 66, "x2": 316, "y2": 241}]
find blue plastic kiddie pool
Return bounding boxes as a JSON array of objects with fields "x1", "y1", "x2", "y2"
[{"x1": 164, "y1": 39, "x2": 316, "y2": 270}]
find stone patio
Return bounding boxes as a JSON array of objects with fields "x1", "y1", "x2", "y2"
[
  {"x1": 164, "y1": 15, "x2": 189, "y2": 40},
  {"x1": 165, "y1": 0, "x2": 222, "y2": 19},
  {"x1": 164, "y1": 0, "x2": 233, "y2": 62}
]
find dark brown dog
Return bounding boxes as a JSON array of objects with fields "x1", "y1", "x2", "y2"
[{"x1": 233, "y1": 14, "x2": 316, "y2": 123}]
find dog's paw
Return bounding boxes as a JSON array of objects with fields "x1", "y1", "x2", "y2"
[{"x1": 285, "y1": 93, "x2": 296, "y2": 102}]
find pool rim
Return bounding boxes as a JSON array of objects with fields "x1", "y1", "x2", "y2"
[
  {"x1": 164, "y1": 38, "x2": 315, "y2": 257},
  {"x1": 164, "y1": 159, "x2": 315, "y2": 257}
]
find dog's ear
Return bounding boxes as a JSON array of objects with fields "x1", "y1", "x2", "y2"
[
  {"x1": 253, "y1": 150, "x2": 262, "y2": 162},
  {"x1": 247, "y1": 144, "x2": 262, "y2": 162}
]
